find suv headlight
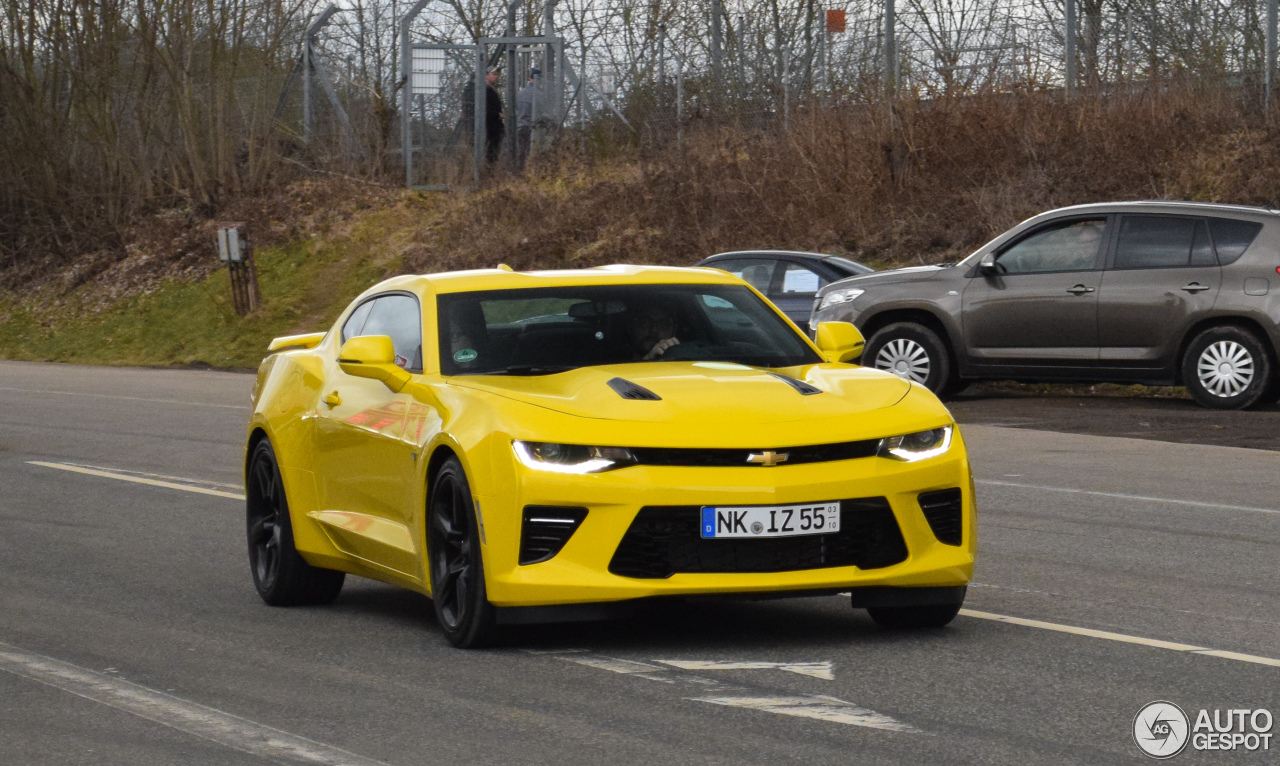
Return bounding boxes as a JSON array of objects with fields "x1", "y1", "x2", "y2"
[
  {"x1": 818, "y1": 288, "x2": 865, "y2": 310},
  {"x1": 512, "y1": 441, "x2": 637, "y2": 473},
  {"x1": 877, "y1": 426, "x2": 953, "y2": 462}
]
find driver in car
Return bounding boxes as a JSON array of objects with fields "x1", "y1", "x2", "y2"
[{"x1": 629, "y1": 302, "x2": 681, "y2": 361}]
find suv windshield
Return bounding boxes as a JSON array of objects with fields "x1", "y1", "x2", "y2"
[{"x1": 437, "y1": 284, "x2": 821, "y2": 375}]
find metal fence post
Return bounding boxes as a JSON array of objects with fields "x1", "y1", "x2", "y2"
[
  {"x1": 1268, "y1": 0, "x2": 1278, "y2": 112},
  {"x1": 711, "y1": 0, "x2": 723, "y2": 75},
  {"x1": 505, "y1": 1, "x2": 521, "y2": 167},
  {"x1": 884, "y1": 0, "x2": 896, "y2": 98},
  {"x1": 475, "y1": 46, "x2": 487, "y2": 183},
  {"x1": 1065, "y1": 0, "x2": 1077, "y2": 96},
  {"x1": 399, "y1": 0, "x2": 429, "y2": 187}
]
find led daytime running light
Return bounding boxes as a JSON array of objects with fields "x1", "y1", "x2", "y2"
[
  {"x1": 877, "y1": 426, "x2": 953, "y2": 462},
  {"x1": 512, "y1": 441, "x2": 637, "y2": 474}
]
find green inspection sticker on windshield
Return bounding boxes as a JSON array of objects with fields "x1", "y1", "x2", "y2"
[{"x1": 454, "y1": 349, "x2": 478, "y2": 363}]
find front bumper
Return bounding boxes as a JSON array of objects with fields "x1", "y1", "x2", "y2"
[{"x1": 476, "y1": 430, "x2": 975, "y2": 607}]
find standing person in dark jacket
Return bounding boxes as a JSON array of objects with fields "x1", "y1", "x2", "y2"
[{"x1": 460, "y1": 68, "x2": 505, "y2": 165}]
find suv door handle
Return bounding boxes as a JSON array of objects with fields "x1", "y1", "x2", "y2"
[
  {"x1": 1181, "y1": 283, "x2": 1211, "y2": 294},
  {"x1": 1066, "y1": 284, "x2": 1095, "y2": 295}
]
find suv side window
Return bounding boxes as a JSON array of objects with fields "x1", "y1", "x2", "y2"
[
  {"x1": 1208, "y1": 217, "x2": 1263, "y2": 265},
  {"x1": 356, "y1": 294, "x2": 424, "y2": 372},
  {"x1": 1114, "y1": 215, "x2": 1211, "y2": 269},
  {"x1": 995, "y1": 218, "x2": 1106, "y2": 274},
  {"x1": 340, "y1": 299, "x2": 375, "y2": 343},
  {"x1": 708, "y1": 259, "x2": 776, "y2": 293},
  {"x1": 775, "y1": 262, "x2": 828, "y2": 297}
]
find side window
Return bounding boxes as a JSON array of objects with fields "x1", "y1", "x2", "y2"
[
  {"x1": 358, "y1": 294, "x2": 423, "y2": 372},
  {"x1": 775, "y1": 263, "x2": 828, "y2": 296},
  {"x1": 1208, "y1": 218, "x2": 1263, "y2": 265},
  {"x1": 1114, "y1": 216, "x2": 1200, "y2": 269},
  {"x1": 996, "y1": 219, "x2": 1106, "y2": 274},
  {"x1": 340, "y1": 299, "x2": 375, "y2": 343},
  {"x1": 708, "y1": 259, "x2": 776, "y2": 293}
]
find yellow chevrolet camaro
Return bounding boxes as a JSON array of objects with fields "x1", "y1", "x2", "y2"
[{"x1": 245, "y1": 265, "x2": 975, "y2": 647}]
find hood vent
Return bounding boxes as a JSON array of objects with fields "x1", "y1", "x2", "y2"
[
  {"x1": 767, "y1": 372, "x2": 823, "y2": 396},
  {"x1": 607, "y1": 377, "x2": 662, "y2": 401}
]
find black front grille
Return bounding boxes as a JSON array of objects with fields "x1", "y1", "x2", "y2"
[
  {"x1": 608, "y1": 498, "x2": 909, "y2": 579},
  {"x1": 520, "y1": 506, "x2": 588, "y2": 565},
  {"x1": 629, "y1": 439, "x2": 879, "y2": 468},
  {"x1": 918, "y1": 488, "x2": 963, "y2": 546}
]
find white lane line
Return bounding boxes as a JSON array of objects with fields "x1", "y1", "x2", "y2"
[
  {"x1": 691, "y1": 695, "x2": 918, "y2": 732},
  {"x1": 561, "y1": 656, "x2": 675, "y2": 682},
  {"x1": 0, "y1": 386, "x2": 250, "y2": 410},
  {"x1": 28, "y1": 461, "x2": 245, "y2": 501},
  {"x1": 976, "y1": 479, "x2": 1280, "y2": 515},
  {"x1": 960, "y1": 610, "x2": 1280, "y2": 668},
  {"x1": 655, "y1": 660, "x2": 835, "y2": 680},
  {"x1": 0, "y1": 643, "x2": 390, "y2": 766}
]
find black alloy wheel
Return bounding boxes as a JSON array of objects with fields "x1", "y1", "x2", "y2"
[
  {"x1": 864, "y1": 322, "x2": 960, "y2": 396},
  {"x1": 866, "y1": 602, "x2": 963, "y2": 629},
  {"x1": 246, "y1": 440, "x2": 345, "y2": 606},
  {"x1": 428, "y1": 457, "x2": 497, "y2": 648},
  {"x1": 1181, "y1": 326, "x2": 1274, "y2": 410}
]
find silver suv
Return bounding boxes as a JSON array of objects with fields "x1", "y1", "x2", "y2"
[{"x1": 810, "y1": 202, "x2": 1280, "y2": 409}]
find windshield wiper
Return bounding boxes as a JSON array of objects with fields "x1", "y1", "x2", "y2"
[{"x1": 473, "y1": 365, "x2": 579, "y2": 376}]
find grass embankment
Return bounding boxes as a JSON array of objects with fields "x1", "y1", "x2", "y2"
[
  {"x1": 3, "y1": 87, "x2": 1280, "y2": 370},
  {"x1": 0, "y1": 196, "x2": 417, "y2": 370}
]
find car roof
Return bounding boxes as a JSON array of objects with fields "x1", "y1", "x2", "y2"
[
  {"x1": 701, "y1": 250, "x2": 838, "y2": 262},
  {"x1": 1037, "y1": 200, "x2": 1280, "y2": 219},
  {"x1": 359, "y1": 264, "x2": 743, "y2": 299}
]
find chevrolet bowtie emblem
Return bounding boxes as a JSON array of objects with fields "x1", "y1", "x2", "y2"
[{"x1": 747, "y1": 450, "x2": 789, "y2": 467}]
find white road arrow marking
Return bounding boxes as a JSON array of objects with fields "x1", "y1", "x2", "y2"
[
  {"x1": 655, "y1": 660, "x2": 834, "y2": 680},
  {"x1": 691, "y1": 695, "x2": 919, "y2": 732},
  {"x1": 561, "y1": 656, "x2": 675, "y2": 682}
]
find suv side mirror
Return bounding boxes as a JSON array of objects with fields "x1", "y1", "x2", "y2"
[
  {"x1": 338, "y1": 336, "x2": 411, "y2": 392},
  {"x1": 977, "y1": 253, "x2": 999, "y2": 275},
  {"x1": 814, "y1": 322, "x2": 866, "y2": 364}
]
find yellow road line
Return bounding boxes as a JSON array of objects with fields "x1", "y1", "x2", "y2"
[
  {"x1": 961, "y1": 609, "x2": 1280, "y2": 668},
  {"x1": 27, "y1": 461, "x2": 245, "y2": 501}
]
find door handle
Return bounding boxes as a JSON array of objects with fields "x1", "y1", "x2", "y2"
[
  {"x1": 1181, "y1": 283, "x2": 1211, "y2": 294},
  {"x1": 322, "y1": 391, "x2": 342, "y2": 408},
  {"x1": 1066, "y1": 284, "x2": 1095, "y2": 295}
]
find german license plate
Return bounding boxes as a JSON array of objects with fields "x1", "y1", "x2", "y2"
[{"x1": 700, "y1": 502, "x2": 841, "y2": 539}]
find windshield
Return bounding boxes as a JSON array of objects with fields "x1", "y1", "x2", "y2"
[{"x1": 437, "y1": 284, "x2": 821, "y2": 375}]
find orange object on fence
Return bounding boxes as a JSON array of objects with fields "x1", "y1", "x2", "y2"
[{"x1": 826, "y1": 9, "x2": 846, "y2": 33}]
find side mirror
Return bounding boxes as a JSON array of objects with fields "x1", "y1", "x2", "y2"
[
  {"x1": 814, "y1": 322, "x2": 866, "y2": 364},
  {"x1": 338, "y1": 336, "x2": 411, "y2": 392},
  {"x1": 977, "y1": 253, "x2": 999, "y2": 275}
]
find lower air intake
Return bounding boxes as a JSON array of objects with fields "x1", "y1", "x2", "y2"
[
  {"x1": 520, "y1": 506, "x2": 588, "y2": 565},
  {"x1": 608, "y1": 498, "x2": 908, "y2": 579},
  {"x1": 917, "y1": 488, "x2": 963, "y2": 546}
]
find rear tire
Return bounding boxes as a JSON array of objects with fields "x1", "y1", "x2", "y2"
[
  {"x1": 1181, "y1": 326, "x2": 1273, "y2": 410},
  {"x1": 428, "y1": 458, "x2": 498, "y2": 648},
  {"x1": 864, "y1": 322, "x2": 957, "y2": 396},
  {"x1": 246, "y1": 440, "x2": 345, "y2": 606},
  {"x1": 867, "y1": 602, "x2": 962, "y2": 629}
]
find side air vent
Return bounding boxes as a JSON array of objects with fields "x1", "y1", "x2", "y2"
[
  {"x1": 607, "y1": 377, "x2": 662, "y2": 400},
  {"x1": 519, "y1": 506, "x2": 589, "y2": 565},
  {"x1": 918, "y1": 488, "x2": 963, "y2": 546},
  {"x1": 767, "y1": 372, "x2": 822, "y2": 395}
]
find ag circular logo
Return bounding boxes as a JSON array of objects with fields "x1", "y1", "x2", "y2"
[{"x1": 1134, "y1": 701, "x2": 1190, "y2": 759}]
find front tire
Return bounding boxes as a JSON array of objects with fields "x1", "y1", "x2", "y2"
[
  {"x1": 864, "y1": 322, "x2": 956, "y2": 396},
  {"x1": 428, "y1": 458, "x2": 498, "y2": 648},
  {"x1": 1182, "y1": 326, "x2": 1273, "y2": 410},
  {"x1": 866, "y1": 602, "x2": 963, "y2": 629},
  {"x1": 246, "y1": 440, "x2": 345, "y2": 606}
]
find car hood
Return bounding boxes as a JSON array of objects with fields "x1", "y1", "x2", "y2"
[
  {"x1": 824, "y1": 264, "x2": 952, "y2": 289},
  {"x1": 448, "y1": 362, "x2": 912, "y2": 429}
]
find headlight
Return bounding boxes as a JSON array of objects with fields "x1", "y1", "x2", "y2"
[
  {"x1": 877, "y1": 426, "x2": 953, "y2": 462},
  {"x1": 818, "y1": 288, "x2": 865, "y2": 310},
  {"x1": 512, "y1": 441, "x2": 637, "y2": 474}
]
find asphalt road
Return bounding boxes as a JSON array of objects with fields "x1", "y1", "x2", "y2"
[{"x1": 2, "y1": 360, "x2": 1278, "y2": 765}]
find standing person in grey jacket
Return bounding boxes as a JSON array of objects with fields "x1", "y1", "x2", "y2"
[{"x1": 515, "y1": 68, "x2": 544, "y2": 170}]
